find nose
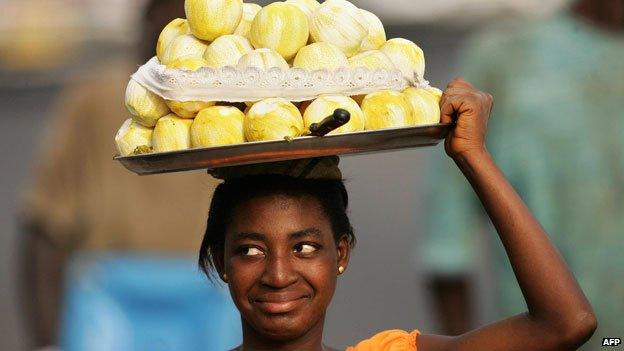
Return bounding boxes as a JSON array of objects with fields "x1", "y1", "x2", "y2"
[{"x1": 260, "y1": 252, "x2": 298, "y2": 289}]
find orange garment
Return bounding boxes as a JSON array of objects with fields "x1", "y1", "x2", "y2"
[{"x1": 346, "y1": 329, "x2": 420, "y2": 351}]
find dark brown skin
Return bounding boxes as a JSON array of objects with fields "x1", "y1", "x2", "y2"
[
  {"x1": 217, "y1": 194, "x2": 349, "y2": 351},
  {"x1": 417, "y1": 78, "x2": 597, "y2": 350},
  {"x1": 217, "y1": 78, "x2": 596, "y2": 350},
  {"x1": 573, "y1": 0, "x2": 624, "y2": 31},
  {"x1": 430, "y1": 0, "x2": 622, "y2": 337}
]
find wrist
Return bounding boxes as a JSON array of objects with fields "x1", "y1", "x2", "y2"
[{"x1": 452, "y1": 147, "x2": 491, "y2": 171}]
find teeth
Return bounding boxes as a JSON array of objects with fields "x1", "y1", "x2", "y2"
[
  {"x1": 156, "y1": 18, "x2": 191, "y2": 62},
  {"x1": 403, "y1": 87, "x2": 441, "y2": 125},
  {"x1": 190, "y1": 106, "x2": 245, "y2": 147},
  {"x1": 160, "y1": 34, "x2": 208, "y2": 65},
  {"x1": 361, "y1": 90, "x2": 415, "y2": 130},
  {"x1": 284, "y1": 0, "x2": 320, "y2": 19},
  {"x1": 203, "y1": 34, "x2": 253, "y2": 68},
  {"x1": 125, "y1": 79, "x2": 171, "y2": 127},
  {"x1": 292, "y1": 42, "x2": 349, "y2": 71},
  {"x1": 303, "y1": 95, "x2": 365, "y2": 134},
  {"x1": 233, "y1": 3, "x2": 262, "y2": 38},
  {"x1": 245, "y1": 98, "x2": 305, "y2": 141},
  {"x1": 185, "y1": 0, "x2": 243, "y2": 41},
  {"x1": 164, "y1": 58, "x2": 216, "y2": 118},
  {"x1": 152, "y1": 114, "x2": 193, "y2": 152},
  {"x1": 237, "y1": 48, "x2": 289, "y2": 70},
  {"x1": 115, "y1": 119, "x2": 153, "y2": 156},
  {"x1": 309, "y1": 0, "x2": 368, "y2": 58},
  {"x1": 380, "y1": 38, "x2": 426, "y2": 82},
  {"x1": 249, "y1": 2, "x2": 310, "y2": 61},
  {"x1": 359, "y1": 9, "x2": 386, "y2": 51},
  {"x1": 348, "y1": 50, "x2": 395, "y2": 70}
]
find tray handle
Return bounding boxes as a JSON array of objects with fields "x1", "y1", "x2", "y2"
[{"x1": 309, "y1": 109, "x2": 351, "y2": 137}]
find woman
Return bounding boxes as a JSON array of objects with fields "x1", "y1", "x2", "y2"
[{"x1": 199, "y1": 79, "x2": 597, "y2": 351}]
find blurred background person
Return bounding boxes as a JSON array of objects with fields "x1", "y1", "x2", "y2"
[
  {"x1": 422, "y1": 0, "x2": 624, "y2": 348},
  {"x1": 0, "y1": 0, "x2": 585, "y2": 350},
  {"x1": 18, "y1": 0, "x2": 241, "y2": 350}
]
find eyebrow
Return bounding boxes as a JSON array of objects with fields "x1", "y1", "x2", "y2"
[
  {"x1": 233, "y1": 228, "x2": 323, "y2": 242},
  {"x1": 289, "y1": 228, "x2": 322, "y2": 240}
]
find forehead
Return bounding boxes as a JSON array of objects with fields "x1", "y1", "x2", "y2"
[{"x1": 227, "y1": 193, "x2": 333, "y2": 241}]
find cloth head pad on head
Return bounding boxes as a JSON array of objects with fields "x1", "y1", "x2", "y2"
[{"x1": 208, "y1": 156, "x2": 342, "y2": 181}]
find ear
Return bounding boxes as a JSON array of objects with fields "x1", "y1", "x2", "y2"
[{"x1": 336, "y1": 235, "x2": 351, "y2": 272}]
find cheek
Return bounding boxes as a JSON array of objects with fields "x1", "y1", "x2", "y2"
[
  {"x1": 226, "y1": 259, "x2": 263, "y2": 308},
  {"x1": 302, "y1": 255, "x2": 338, "y2": 300}
]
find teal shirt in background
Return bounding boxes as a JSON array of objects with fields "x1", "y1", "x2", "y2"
[{"x1": 421, "y1": 12, "x2": 624, "y2": 349}]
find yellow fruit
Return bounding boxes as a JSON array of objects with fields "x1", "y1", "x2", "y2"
[
  {"x1": 380, "y1": 38, "x2": 426, "y2": 81},
  {"x1": 125, "y1": 79, "x2": 171, "y2": 128},
  {"x1": 115, "y1": 119, "x2": 153, "y2": 156},
  {"x1": 203, "y1": 34, "x2": 253, "y2": 68},
  {"x1": 348, "y1": 50, "x2": 395, "y2": 70},
  {"x1": 190, "y1": 106, "x2": 245, "y2": 147},
  {"x1": 166, "y1": 57, "x2": 209, "y2": 70},
  {"x1": 233, "y1": 3, "x2": 262, "y2": 37},
  {"x1": 245, "y1": 98, "x2": 305, "y2": 141},
  {"x1": 403, "y1": 87, "x2": 441, "y2": 125},
  {"x1": 152, "y1": 114, "x2": 193, "y2": 153},
  {"x1": 249, "y1": 2, "x2": 310, "y2": 61},
  {"x1": 156, "y1": 19, "x2": 191, "y2": 61},
  {"x1": 425, "y1": 86, "x2": 443, "y2": 101},
  {"x1": 361, "y1": 90, "x2": 415, "y2": 130},
  {"x1": 167, "y1": 100, "x2": 217, "y2": 119},
  {"x1": 309, "y1": 0, "x2": 368, "y2": 57},
  {"x1": 284, "y1": 0, "x2": 320, "y2": 19},
  {"x1": 237, "y1": 48, "x2": 289, "y2": 70},
  {"x1": 292, "y1": 42, "x2": 349, "y2": 70},
  {"x1": 165, "y1": 58, "x2": 216, "y2": 118},
  {"x1": 303, "y1": 95, "x2": 365, "y2": 134},
  {"x1": 359, "y1": 9, "x2": 386, "y2": 51},
  {"x1": 160, "y1": 34, "x2": 208, "y2": 65},
  {"x1": 185, "y1": 0, "x2": 243, "y2": 41}
]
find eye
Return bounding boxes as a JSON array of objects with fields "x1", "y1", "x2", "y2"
[
  {"x1": 294, "y1": 243, "x2": 318, "y2": 254},
  {"x1": 239, "y1": 247, "x2": 264, "y2": 257}
]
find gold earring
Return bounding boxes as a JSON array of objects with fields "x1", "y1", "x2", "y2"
[
  {"x1": 338, "y1": 266, "x2": 345, "y2": 274},
  {"x1": 222, "y1": 273, "x2": 228, "y2": 282}
]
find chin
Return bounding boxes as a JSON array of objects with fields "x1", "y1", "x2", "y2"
[{"x1": 257, "y1": 314, "x2": 310, "y2": 340}]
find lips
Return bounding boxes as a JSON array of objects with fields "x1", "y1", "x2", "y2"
[{"x1": 252, "y1": 294, "x2": 310, "y2": 314}]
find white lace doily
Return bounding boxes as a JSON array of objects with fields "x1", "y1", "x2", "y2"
[{"x1": 131, "y1": 57, "x2": 429, "y2": 102}]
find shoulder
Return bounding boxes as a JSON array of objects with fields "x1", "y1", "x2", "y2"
[{"x1": 347, "y1": 329, "x2": 420, "y2": 351}]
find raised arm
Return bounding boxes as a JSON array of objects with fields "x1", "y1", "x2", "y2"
[{"x1": 418, "y1": 79, "x2": 597, "y2": 351}]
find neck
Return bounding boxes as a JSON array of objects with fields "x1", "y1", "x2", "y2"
[
  {"x1": 572, "y1": 0, "x2": 624, "y2": 32},
  {"x1": 239, "y1": 315, "x2": 328, "y2": 351}
]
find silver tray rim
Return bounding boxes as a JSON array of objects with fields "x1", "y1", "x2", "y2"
[
  {"x1": 115, "y1": 123, "x2": 451, "y2": 160},
  {"x1": 115, "y1": 123, "x2": 453, "y2": 175}
]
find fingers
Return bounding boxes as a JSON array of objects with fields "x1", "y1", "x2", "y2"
[
  {"x1": 447, "y1": 77, "x2": 474, "y2": 90},
  {"x1": 440, "y1": 95, "x2": 465, "y2": 124}
]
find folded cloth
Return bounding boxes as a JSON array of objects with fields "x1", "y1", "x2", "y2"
[{"x1": 208, "y1": 156, "x2": 342, "y2": 181}]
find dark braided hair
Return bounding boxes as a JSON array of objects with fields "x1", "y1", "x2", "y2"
[{"x1": 199, "y1": 175, "x2": 356, "y2": 280}]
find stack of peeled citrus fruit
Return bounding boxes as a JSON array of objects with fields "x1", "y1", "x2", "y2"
[{"x1": 116, "y1": 0, "x2": 443, "y2": 156}]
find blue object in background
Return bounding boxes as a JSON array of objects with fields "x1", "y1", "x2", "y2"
[{"x1": 60, "y1": 254, "x2": 242, "y2": 351}]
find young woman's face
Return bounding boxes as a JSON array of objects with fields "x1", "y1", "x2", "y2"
[{"x1": 222, "y1": 193, "x2": 350, "y2": 341}]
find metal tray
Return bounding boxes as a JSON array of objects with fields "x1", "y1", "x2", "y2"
[{"x1": 115, "y1": 123, "x2": 452, "y2": 175}]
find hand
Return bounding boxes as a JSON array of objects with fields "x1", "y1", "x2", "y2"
[{"x1": 440, "y1": 78, "x2": 494, "y2": 160}]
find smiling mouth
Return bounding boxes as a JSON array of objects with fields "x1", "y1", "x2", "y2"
[{"x1": 253, "y1": 296, "x2": 310, "y2": 314}]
